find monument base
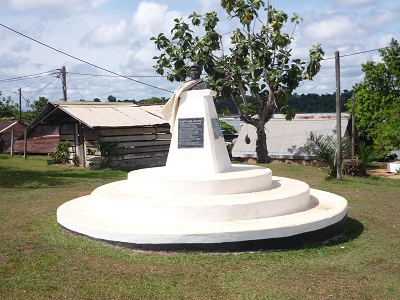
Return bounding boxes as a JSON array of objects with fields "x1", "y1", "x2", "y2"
[
  {"x1": 60, "y1": 217, "x2": 346, "y2": 253},
  {"x1": 57, "y1": 165, "x2": 347, "y2": 252}
]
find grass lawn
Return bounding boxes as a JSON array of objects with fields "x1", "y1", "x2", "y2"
[{"x1": 0, "y1": 155, "x2": 399, "y2": 299}]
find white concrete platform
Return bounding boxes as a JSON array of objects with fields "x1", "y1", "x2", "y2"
[
  {"x1": 89, "y1": 174, "x2": 310, "y2": 222},
  {"x1": 127, "y1": 164, "x2": 272, "y2": 196},
  {"x1": 57, "y1": 176, "x2": 347, "y2": 249}
]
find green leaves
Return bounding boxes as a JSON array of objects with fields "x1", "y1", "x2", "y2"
[
  {"x1": 151, "y1": 2, "x2": 324, "y2": 162},
  {"x1": 203, "y1": 12, "x2": 219, "y2": 31},
  {"x1": 304, "y1": 44, "x2": 324, "y2": 80},
  {"x1": 221, "y1": 0, "x2": 265, "y2": 25},
  {"x1": 352, "y1": 38, "x2": 400, "y2": 158},
  {"x1": 305, "y1": 132, "x2": 349, "y2": 178},
  {"x1": 189, "y1": 12, "x2": 202, "y2": 26},
  {"x1": 291, "y1": 13, "x2": 303, "y2": 24}
]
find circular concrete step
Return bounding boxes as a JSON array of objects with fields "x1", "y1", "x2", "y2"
[
  {"x1": 127, "y1": 165, "x2": 272, "y2": 196},
  {"x1": 57, "y1": 179, "x2": 347, "y2": 252},
  {"x1": 88, "y1": 176, "x2": 310, "y2": 222}
]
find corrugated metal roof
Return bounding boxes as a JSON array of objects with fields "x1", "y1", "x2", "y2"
[
  {"x1": 0, "y1": 121, "x2": 19, "y2": 133},
  {"x1": 55, "y1": 102, "x2": 167, "y2": 128},
  {"x1": 232, "y1": 114, "x2": 351, "y2": 159}
]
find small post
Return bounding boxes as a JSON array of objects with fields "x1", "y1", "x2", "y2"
[
  {"x1": 10, "y1": 129, "x2": 14, "y2": 157},
  {"x1": 335, "y1": 51, "x2": 342, "y2": 180},
  {"x1": 19, "y1": 87, "x2": 22, "y2": 122},
  {"x1": 81, "y1": 124, "x2": 87, "y2": 168},
  {"x1": 23, "y1": 129, "x2": 27, "y2": 159},
  {"x1": 61, "y1": 66, "x2": 67, "y2": 101},
  {"x1": 351, "y1": 92, "x2": 355, "y2": 159},
  {"x1": 74, "y1": 122, "x2": 79, "y2": 165}
]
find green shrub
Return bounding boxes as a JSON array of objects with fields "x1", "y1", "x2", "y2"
[
  {"x1": 343, "y1": 159, "x2": 367, "y2": 176},
  {"x1": 53, "y1": 141, "x2": 71, "y2": 164},
  {"x1": 305, "y1": 132, "x2": 349, "y2": 178},
  {"x1": 72, "y1": 154, "x2": 80, "y2": 166},
  {"x1": 220, "y1": 121, "x2": 237, "y2": 134},
  {"x1": 96, "y1": 141, "x2": 119, "y2": 169}
]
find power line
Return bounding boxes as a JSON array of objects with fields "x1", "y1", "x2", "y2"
[
  {"x1": 67, "y1": 74, "x2": 85, "y2": 100},
  {"x1": 339, "y1": 47, "x2": 389, "y2": 58},
  {"x1": 48, "y1": 79, "x2": 60, "y2": 102},
  {"x1": 0, "y1": 70, "x2": 59, "y2": 82},
  {"x1": 0, "y1": 23, "x2": 173, "y2": 93},
  {"x1": 0, "y1": 72, "x2": 58, "y2": 100},
  {"x1": 321, "y1": 45, "x2": 394, "y2": 61},
  {"x1": 67, "y1": 72, "x2": 164, "y2": 78},
  {"x1": 23, "y1": 77, "x2": 59, "y2": 96},
  {"x1": 20, "y1": 73, "x2": 58, "y2": 92}
]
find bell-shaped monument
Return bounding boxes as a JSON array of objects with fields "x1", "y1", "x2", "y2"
[{"x1": 57, "y1": 66, "x2": 347, "y2": 252}]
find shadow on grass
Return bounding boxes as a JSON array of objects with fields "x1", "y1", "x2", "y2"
[
  {"x1": 325, "y1": 217, "x2": 364, "y2": 247},
  {"x1": 293, "y1": 217, "x2": 364, "y2": 252},
  {"x1": 0, "y1": 166, "x2": 126, "y2": 188}
]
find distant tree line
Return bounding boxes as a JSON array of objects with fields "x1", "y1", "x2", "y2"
[
  {"x1": 137, "y1": 96, "x2": 167, "y2": 105},
  {"x1": 134, "y1": 91, "x2": 354, "y2": 115},
  {"x1": 215, "y1": 90, "x2": 353, "y2": 115},
  {"x1": 287, "y1": 90, "x2": 353, "y2": 113},
  {"x1": 0, "y1": 93, "x2": 48, "y2": 124},
  {"x1": 93, "y1": 95, "x2": 136, "y2": 103}
]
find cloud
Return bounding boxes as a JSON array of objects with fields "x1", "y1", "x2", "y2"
[
  {"x1": 303, "y1": 15, "x2": 366, "y2": 44},
  {"x1": 8, "y1": 0, "x2": 92, "y2": 14},
  {"x1": 329, "y1": 0, "x2": 375, "y2": 8},
  {"x1": 80, "y1": 19, "x2": 129, "y2": 48},
  {"x1": 196, "y1": 0, "x2": 222, "y2": 14},
  {"x1": 373, "y1": 8, "x2": 397, "y2": 25},
  {"x1": 10, "y1": 41, "x2": 31, "y2": 53},
  {"x1": 90, "y1": 0, "x2": 109, "y2": 9},
  {"x1": 0, "y1": 52, "x2": 30, "y2": 69},
  {"x1": 132, "y1": 1, "x2": 182, "y2": 39},
  {"x1": 377, "y1": 35, "x2": 395, "y2": 48}
]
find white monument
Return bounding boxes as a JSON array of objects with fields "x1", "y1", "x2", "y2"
[{"x1": 57, "y1": 81, "x2": 348, "y2": 252}]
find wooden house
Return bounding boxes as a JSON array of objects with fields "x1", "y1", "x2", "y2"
[
  {"x1": 19, "y1": 102, "x2": 171, "y2": 169},
  {"x1": 0, "y1": 120, "x2": 27, "y2": 153}
]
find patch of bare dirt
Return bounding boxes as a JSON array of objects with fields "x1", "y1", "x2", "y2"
[{"x1": 366, "y1": 167, "x2": 400, "y2": 179}]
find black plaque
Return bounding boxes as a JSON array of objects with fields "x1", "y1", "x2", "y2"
[
  {"x1": 178, "y1": 118, "x2": 204, "y2": 148},
  {"x1": 211, "y1": 118, "x2": 223, "y2": 139}
]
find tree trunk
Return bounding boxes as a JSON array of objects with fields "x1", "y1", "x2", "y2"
[{"x1": 255, "y1": 122, "x2": 270, "y2": 163}]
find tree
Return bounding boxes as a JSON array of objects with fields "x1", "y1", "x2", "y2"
[
  {"x1": 30, "y1": 96, "x2": 48, "y2": 115},
  {"x1": 0, "y1": 91, "x2": 18, "y2": 119},
  {"x1": 138, "y1": 96, "x2": 167, "y2": 105},
  {"x1": 107, "y1": 95, "x2": 116, "y2": 102},
  {"x1": 349, "y1": 38, "x2": 400, "y2": 159},
  {"x1": 152, "y1": 0, "x2": 324, "y2": 162},
  {"x1": 93, "y1": 98, "x2": 101, "y2": 102},
  {"x1": 19, "y1": 96, "x2": 49, "y2": 123}
]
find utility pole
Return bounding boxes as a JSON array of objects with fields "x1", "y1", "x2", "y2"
[
  {"x1": 335, "y1": 51, "x2": 342, "y2": 180},
  {"x1": 61, "y1": 66, "x2": 67, "y2": 101},
  {"x1": 351, "y1": 92, "x2": 356, "y2": 159},
  {"x1": 18, "y1": 87, "x2": 22, "y2": 122}
]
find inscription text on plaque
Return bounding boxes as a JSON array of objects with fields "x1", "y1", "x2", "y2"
[{"x1": 178, "y1": 118, "x2": 204, "y2": 148}]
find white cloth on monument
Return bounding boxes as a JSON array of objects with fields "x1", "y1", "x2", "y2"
[{"x1": 161, "y1": 79, "x2": 202, "y2": 133}]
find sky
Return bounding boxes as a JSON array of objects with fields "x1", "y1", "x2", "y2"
[{"x1": 0, "y1": 0, "x2": 399, "y2": 108}]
